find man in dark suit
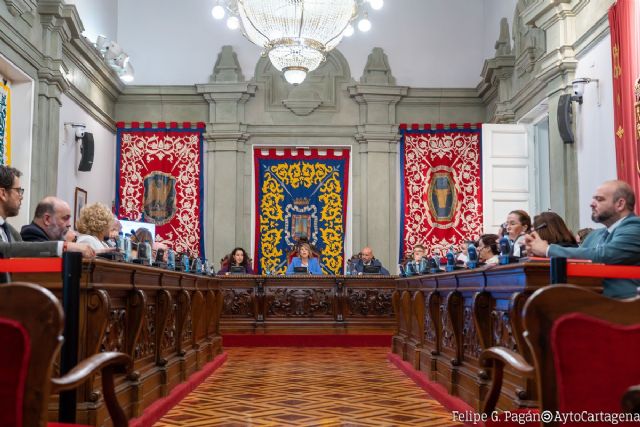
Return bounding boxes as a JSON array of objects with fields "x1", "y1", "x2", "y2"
[
  {"x1": 526, "y1": 180, "x2": 640, "y2": 299},
  {"x1": 21, "y1": 197, "x2": 73, "y2": 242},
  {"x1": 354, "y1": 246, "x2": 390, "y2": 275},
  {"x1": 0, "y1": 166, "x2": 94, "y2": 258}
]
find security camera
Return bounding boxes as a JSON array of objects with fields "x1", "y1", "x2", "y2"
[{"x1": 75, "y1": 127, "x2": 86, "y2": 139}]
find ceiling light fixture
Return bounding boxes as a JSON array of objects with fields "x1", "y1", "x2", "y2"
[{"x1": 213, "y1": 0, "x2": 381, "y2": 85}]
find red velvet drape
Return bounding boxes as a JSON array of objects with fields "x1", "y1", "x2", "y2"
[{"x1": 609, "y1": 0, "x2": 640, "y2": 212}]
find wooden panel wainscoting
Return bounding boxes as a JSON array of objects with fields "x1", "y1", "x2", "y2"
[
  {"x1": 218, "y1": 275, "x2": 397, "y2": 334},
  {"x1": 392, "y1": 261, "x2": 602, "y2": 412},
  {"x1": 12, "y1": 259, "x2": 223, "y2": 427}
]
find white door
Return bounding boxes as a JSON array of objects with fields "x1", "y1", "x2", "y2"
[{"x1": 482, "y1": 124, "x2": 532, "y2": 234}]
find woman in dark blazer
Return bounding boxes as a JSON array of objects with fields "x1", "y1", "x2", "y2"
[{"x1": 217, "y1": 247, "x2": 254, "y2": 275}]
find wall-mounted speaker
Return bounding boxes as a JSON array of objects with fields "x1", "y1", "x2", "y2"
[
  {"x1": 557, "y1": 94, "x2": 575, "y2": 144},
  {"x1": 78, "y1": 132, "x2": 94, "y2": 171}
]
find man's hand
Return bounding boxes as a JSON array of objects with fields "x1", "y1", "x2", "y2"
[
  {"x1": 524, "y1": 231, "x2": 549, "y2": 257},
  {"x1": 67, "y1": 242, "x2": 96, "y2": 258},
  {"x1": 64, "y1": 230, "x2": 78, "y2": 242}
]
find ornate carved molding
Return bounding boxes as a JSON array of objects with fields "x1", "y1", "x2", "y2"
[
  {"x1": 360, "y1": 47, "x2": 395, "y2": 85},
  {"x1": 254, "y1": 48, "x2": 352, "y2": 114}
]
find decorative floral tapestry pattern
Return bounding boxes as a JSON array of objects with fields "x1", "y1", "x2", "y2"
[
  {"x1": 254, "y1": 148, "x2": 350, "y2": 275},
  {"x1": 400, "y1": 125, "x2": 483, "y2": 260},
  {"x1": 116, "y1": 122, "x2": 205, "y2": 257},
  {"x1": 0, "y1": 81, "x2": 10, "y2": 166}
]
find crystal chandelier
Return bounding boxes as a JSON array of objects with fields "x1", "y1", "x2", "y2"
[{"x1": 212, "y1": 0, "x2": 383, "y2": 85}]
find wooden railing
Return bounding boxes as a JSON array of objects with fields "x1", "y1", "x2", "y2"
[{"x1": 391, "y1": 261, "x2": 602, "y2": 411}]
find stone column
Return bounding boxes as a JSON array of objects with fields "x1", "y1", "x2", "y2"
[
  {"x1": 196, "y1": 46, "x2": 256, "y2": 266},
  {"x1": 34, "y1": 0, "x2": 79, "y2": 204},
  {"x1": 349, "y1": 49, "x2": 407, "y2": 270}
]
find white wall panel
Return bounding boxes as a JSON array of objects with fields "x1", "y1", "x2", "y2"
[{"x1": 574, "y1": 34, "x2": 617, "y2": 228}]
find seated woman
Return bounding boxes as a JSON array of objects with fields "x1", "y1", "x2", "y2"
[
  {"x1": 533, "y1": 211, "x2": 578, "y2": 247},
  {"x1": 478, "y1": 234, "x2": 500, "y2": 265},
  {"x1": 217, "y1": 247, "x2": 254, "y2": 275},
  {"x1": 76, "y1": 203, "x2": 115, "y2": 252},
  {"x1": 505, "y1": 209, "x2": 531, "y2": 257},
  {"x1": 286, "y1": 242, "x2": 322, "y2": 275}
]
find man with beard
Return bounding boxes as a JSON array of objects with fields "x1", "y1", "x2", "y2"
[
  {"x1": 525, "y1": 180, "x2": 640, "y2": 298},
  {"x1": 0, "y1": 166, "x2": 94, "y2": 258},
  {"x1": 21, "y1": 197, "x2": 74, "y2": 242}
]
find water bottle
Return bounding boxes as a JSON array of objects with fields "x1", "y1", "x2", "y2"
[
  {"x1": 195, "y1": 257, "x2": 203, "y2": 274},
  {"x1": 446, "y1": 246, "x2": 456, "y2": 272},
  {"x1": 124, "y1": 233, "x2": 132, "y2": 262},
  {"x1": 428, "y1": 256, "x2": 440, "y2": 274},
  {"x1": 404, "y1": 261, "x2": 415, "y2": 277},
  {"x1": 418, "y1": 257, "x2": 428, "y2": 275},
  {"x1": 117, "y1": 232, "x2": 125, "y2": 253},
  {"x1": 182, "y1": 253, "x2": 190, "y2": 273},
  {"x1": 167, "y1": 248, "x2": 175, "y2": 270},
  {"x1": 145, "y1": 242, "x2": 152, "y2": 264},
  {"x1": 467, "y1": 243, "x2": 478, "y2": 269}
]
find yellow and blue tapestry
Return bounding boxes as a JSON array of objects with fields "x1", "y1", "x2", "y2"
[
  {"x1": 0, "y1": 81, "x2": 11, "y2": 165},
  {"x1": 254, "y1": 148, "x2": 350, "y2": 275}
]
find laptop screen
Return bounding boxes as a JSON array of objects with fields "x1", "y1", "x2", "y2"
[
  {"x1": 363, "y1": 265, "x2": 381, "y2": 274},
  {"x1": 120, "y1": 220, "x2": 156, "y2": 242}
]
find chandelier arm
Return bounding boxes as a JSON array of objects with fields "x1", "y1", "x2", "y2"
[
  {"x1": 298, "y1": 2, "x2": 304, "y2": 39},
  {"x1": 237, "y1": 0, "x2": 271, "y2": 45},
  {"x1": 325, "y1": 5, "x2": 359, "y2": 51}
]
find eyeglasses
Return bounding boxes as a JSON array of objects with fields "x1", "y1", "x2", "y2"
[{"x1": 5, "y1": 187, "x2": 24, "y2": 196}]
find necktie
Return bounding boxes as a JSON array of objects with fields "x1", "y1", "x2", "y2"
[
  {"x1": 598, "y1": 229, "x2": 610, "y2": 246},
  {"x1": 1, "y1": 222, "x2": 11, "y2": 243}
]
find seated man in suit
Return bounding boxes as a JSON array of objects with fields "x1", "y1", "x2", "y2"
[
  {"x1": 0, "y1": 166, "x2": 94, "y2": 258},
  {"x1": 20, "y1": 196, "x2": 73, "y2": 242},
  {"x1": 526, "y1": 180, "x2": 640, "y2": 299},
  {"x1": 354, "y1": 246, "x2": 390, "y2": 275}
]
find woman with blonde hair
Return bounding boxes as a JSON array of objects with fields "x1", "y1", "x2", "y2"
[
  {"x1": 286, "y1": 242, "x2": 322, "y2": 275},
  {"x1": 76, "y1": 202, "x2": 114, "y2": 251}
]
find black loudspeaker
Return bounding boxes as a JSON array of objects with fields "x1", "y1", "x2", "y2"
[
  {"x1": 78, "y1": 132, "x2": 94, "y2": 171},
  {"x1": 557, "y1": 94, "x2": 575, "y2": 144}
]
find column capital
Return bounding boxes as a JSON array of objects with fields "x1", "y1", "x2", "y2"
[{"x1": 196, "y1": 83, "x2": 257, "y2": 124}]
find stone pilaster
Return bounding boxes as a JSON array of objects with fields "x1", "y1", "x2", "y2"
[
  {"x1": 349, "y1": 83, "x2": 407, "y2": 271},
  {"x1": 196, "y1": 47, "x2": 256, "y2": 265},
  {"x1": 33, "y1": 0, "x2": 79, "y2": 203}
]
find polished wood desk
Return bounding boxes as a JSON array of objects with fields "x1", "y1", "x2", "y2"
[
  {"x1": 218, "y1": 274, "x2": 397, "y2": 333},
  {"x1": 13, "y1": 259, "x2": 224, "y2": 426},
  {"x1": 392, "y1": 261, "x2": 602, "y2": 411}
]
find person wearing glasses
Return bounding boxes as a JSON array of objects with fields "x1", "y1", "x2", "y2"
[{"x1": 0, "y1": 165, "x2": 94, "y2": 258}]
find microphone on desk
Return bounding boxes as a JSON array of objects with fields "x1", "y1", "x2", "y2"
[
  {"x1": 499, "y1": 236, "x2": 515, "y2": 265},
  {"x1": 446, "y1": 246, "x2": 456, "y2": 272}
]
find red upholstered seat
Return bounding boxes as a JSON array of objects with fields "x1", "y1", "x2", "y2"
[
  {"x1": 0, "y1": 318, "x2": 30, "y2": 427},
  {"x1": 481, "y1": 285, "x2": 640, "y2": 427},
  {"x1": 0, "y1": 282, "x2": 131, "y2": 427},
  {"x1": 552, "y1": 313, "x2": 640, "y2": 424}
]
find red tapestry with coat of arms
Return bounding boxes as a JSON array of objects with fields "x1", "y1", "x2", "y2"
[
  {"x1": 115, "y1": 121, "x2": 205, "y2": 257},
  {"x1": 399, "y1": 123, "x2": 483, "y2": 260}
]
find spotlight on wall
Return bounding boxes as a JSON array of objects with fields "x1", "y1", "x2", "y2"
[
  {"x1": 571, "y1": 77, "x2": 599, "y2": 105},
  {"x1": 64, "y1": 122, "x2": 87, "y2": 139},
  {"x1": 92, "y1": 36, "x2": 135, "y2": 84}
]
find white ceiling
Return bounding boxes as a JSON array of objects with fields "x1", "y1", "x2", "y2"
[{"x1": 69, "y1": 0, "x2": 517, "y2": 88}]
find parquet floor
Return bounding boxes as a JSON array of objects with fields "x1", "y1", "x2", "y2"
[{"x1": 155, "y1": 347, "x2": 462, "y2": 426}]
